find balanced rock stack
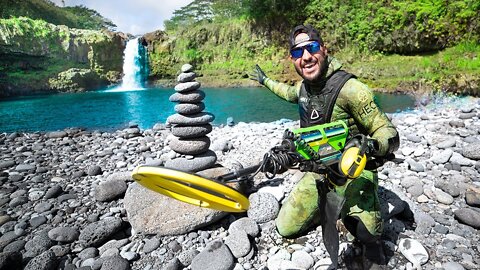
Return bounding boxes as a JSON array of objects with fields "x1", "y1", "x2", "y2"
[{"x1": 165, "y1": 64, "x2": 217, "y2": 172}]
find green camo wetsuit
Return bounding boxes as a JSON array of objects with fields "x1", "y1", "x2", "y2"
[{"x1": 264, "y1": 56, "x2": 399, "y2": 241}]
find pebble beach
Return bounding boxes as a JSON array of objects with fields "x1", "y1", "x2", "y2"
[{"x1": 0, "y1": 96, "x2": 479, "y2": 270}]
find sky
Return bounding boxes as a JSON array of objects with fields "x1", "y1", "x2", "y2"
[{"x1": 51, "y1": 0, "x2": 192, "y2": 35}]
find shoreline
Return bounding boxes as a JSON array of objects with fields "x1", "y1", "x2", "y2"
[{"x1": 0, "y1": 97, "x2": 479, "y2": 269}]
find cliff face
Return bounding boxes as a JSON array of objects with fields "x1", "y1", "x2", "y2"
[{"x1": 0, "y1": 17, "x2": 128, "y2": 97}]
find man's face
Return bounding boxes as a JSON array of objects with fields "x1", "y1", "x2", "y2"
[{"x1": 290, "y1": 33, "x2": 328, "y2": 83}]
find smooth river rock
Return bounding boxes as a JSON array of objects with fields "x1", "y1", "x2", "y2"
[
  {"x1": 174, "y1": 81, "x2": 201, "y2": 93},
  {"x1": 177, "y1": 72, "x2": 196, "y2": 83},
  {"x1": 174, "y1": 102, "x2": 205, "y2": 115},
  {"x1": 167, "y1": 112, "x2": 214, "y2": 126},
  {"x1": 169, "y1": 90, "x2": 205, "y2": 103},
  {"x1": 171, "y1": 124, "x2": 213, "y2": 139},
  {"x1": 164, "y1": 150, "x2": 217, "y2": 172},
  {"x1": 169, "y1": 136, "x2": 211, "y2": 155}
]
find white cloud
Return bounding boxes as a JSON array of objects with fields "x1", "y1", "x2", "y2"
[{"x1": 50, "y1": 0, "x2": 192, "y2": 35}]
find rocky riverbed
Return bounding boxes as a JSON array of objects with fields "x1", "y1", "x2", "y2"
[{"x1": 0, "y1": 96, "x2": 479, "y2": 270}]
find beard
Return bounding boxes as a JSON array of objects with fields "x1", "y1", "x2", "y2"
[{"x1": 295, "y1": 54, "x2": 329, "y2": 83}]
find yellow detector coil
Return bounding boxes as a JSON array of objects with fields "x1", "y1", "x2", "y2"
[{"x1": 131, "y1": 166, "x2": 250, "y2": 212}]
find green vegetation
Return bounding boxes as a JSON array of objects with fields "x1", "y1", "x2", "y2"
[
  {"x1": 152, "y1": 0, "x2": 479, "y2": 96},
  {"x1": 0, "y1": 0, "x2": 116, "y2": 30}
]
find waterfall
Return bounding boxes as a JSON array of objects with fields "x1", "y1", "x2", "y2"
[{"x1": 119, "y1": 37, "x2": 149, "y2": 90}]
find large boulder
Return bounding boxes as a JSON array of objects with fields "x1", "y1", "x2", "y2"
[{"x1": 124, "y1": 167, "x2": 238, "y2": 236}]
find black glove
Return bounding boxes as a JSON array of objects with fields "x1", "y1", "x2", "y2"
[
  {"x1": 366, "y1": 138, "x2": 380, "y2": 156},
  {"x1": 248, "y1": 64, "x2": 267, "y2": 85},
  {"x1": 345, "y1": 135, "x2": 379, "y2": 157}
]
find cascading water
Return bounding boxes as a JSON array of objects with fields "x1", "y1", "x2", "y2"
[{"x1": 118, "y1": 37, "x2": 149, "y2": 90}]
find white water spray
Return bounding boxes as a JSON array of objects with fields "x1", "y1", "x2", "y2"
[{"x1": 116, "y1": 38, "x2": 148, "y2": 91}]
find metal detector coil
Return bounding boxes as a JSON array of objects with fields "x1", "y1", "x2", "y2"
[{"x1": 131, "y1": 166, "x2": 250, "y2": 212}]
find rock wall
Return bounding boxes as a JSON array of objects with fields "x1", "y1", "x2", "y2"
[{"x1": 0, "y1": 17, "x2": 128, "y2": 97}]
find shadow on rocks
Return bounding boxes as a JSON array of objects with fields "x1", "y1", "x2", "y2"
[
  {"x1": 378, "y1": 187, "x2": 416, "y2": 263},
  {"x1": 341, "y1": 187, "x2": 417, "y2": 269}
]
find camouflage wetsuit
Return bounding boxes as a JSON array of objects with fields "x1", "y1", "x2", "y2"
[{"x1": 264, "y1": 56, "x2": 399, "y2": 242}]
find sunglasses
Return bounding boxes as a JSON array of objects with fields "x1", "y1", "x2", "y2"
[{"x1": 290, "y1": 41, "x2": 321, "y2": 58}]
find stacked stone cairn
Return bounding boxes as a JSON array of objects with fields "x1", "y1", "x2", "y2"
[{"x1": 165, "y1": 64, "x2": 217, "y2": 172}]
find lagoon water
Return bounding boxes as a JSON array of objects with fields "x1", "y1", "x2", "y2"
[{"x1": 0, "y1": 87, "x2": 415, "y2": 133}]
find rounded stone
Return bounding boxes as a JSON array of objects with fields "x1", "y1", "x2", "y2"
[
  {"x1": 465, "y1": 189, "x2": 480, "y2": 207},
  {"x1": 48, "y1": 227, "x2": 80, "y2": 243},
  {"x1": 181, "y1": 64, "x2": 194, "y2": 72},
  {"x1": 463, "y1": 143, "x2": 480, "y2": 160},
  {"x1": 172, "y1": 124, "x2": 212, "y2": 139},
  {"x1": 174, "y1": 81, "x2": 201, "y2": 93},
  {"x1": 169, "y1": 136, "x2": 210, "y2": 155},
  {"x1": 174, "y1": 102, "x2": 205, "y2": 115},
  {"x1": 191, "y1": 240, "x2": 235, "y2": 270},
  {"x1": 169, "y1": 90, "x2": 205, "y2": 103},
  {"x1": 247, "y1": 192, "x2": 279, "y2": 223},
  {"x1": 167, "y1": 112, "x2": 214, "y2": 125},
  {"x1": 228, "y1": 217, "x2": 260, "y2": 237},
  {"x1": 177, "y1": 72, "x2": 196, "y2": 83},
  {"x1": 454, "y1": 208, "x2": 480, "y2": 229},
  {"x1": 164, "y1": 150, "x2": 217, "y2": 172},
  {"x1": 94, "y1": 179, "x2": 128, "y2": 202}
]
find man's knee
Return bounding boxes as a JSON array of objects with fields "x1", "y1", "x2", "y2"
[{"x1": 275, "y1": 217, "x2": 300, "y2": 238}]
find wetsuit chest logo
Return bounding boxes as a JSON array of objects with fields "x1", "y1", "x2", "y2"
[{"x1": 311, "y1": 109, "x2": 320, "y2": 120}]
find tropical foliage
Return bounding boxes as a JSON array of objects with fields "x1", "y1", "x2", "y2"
[
  {"x1": 166, "y1": 0, "x2": 479, "y2": 53},
  {"x1": 0, "y1": 0, "x2": 116, "y2": 30}
]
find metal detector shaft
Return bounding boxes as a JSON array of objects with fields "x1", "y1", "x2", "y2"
[{"x1": 216, "y1": 164, "x2": 261, "y2": 182}]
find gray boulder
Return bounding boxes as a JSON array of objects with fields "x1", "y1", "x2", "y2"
[{"x1": 124, "y1": 167, "x2": 237, "y2": 235}]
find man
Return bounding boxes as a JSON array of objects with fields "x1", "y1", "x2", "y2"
[{"x1": 249, "y1": 24, "x2": 399, "y2": 268}]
